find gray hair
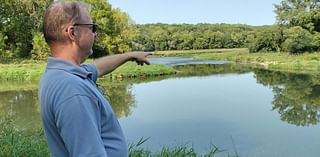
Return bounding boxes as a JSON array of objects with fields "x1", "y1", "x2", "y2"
[{"x1": 43, "y1": 0, "x2": 90, "y2": 46}]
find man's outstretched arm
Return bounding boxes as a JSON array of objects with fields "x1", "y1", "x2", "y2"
[{"x1": 94, "y1": 51, "x2": 152, "y2": 77}]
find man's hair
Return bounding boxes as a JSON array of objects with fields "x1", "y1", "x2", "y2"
[{"x1": 43, "y1": 1, "x2": 90, "y2": 46}]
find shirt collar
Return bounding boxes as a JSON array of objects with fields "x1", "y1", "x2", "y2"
[{"x1": 46, "y1": 57, "x2": 92, "y2": 79}]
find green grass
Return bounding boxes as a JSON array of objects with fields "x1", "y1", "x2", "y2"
[
  {"x1": 128, "y1": 137, "x2": 238, "y2": 157},
  {"x1": 0, "y1": 115, "x2": 50, "y2": 157},
  {"x1": 193, "y1": 50, "x2": 320, "y2": 72},
  {"x1": 0, "y1": 62, "x2": 45, "y2": 81},
  {"x1": 104, "y1": 62, "x2": 176, "y2": 80},
  {"x1": 0, "y1": 115, "x2": 239, "y2": 157},
  {"x1": 0, "y1": 61, "x2": 176, "y2": 81},
  {"x1": 153, "y1": 48, "x2": 247, "y2": 57},
  {"x1": 152, "y1": 48, "x2": 320, "y2": 73}
]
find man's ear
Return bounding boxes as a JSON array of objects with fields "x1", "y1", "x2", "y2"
[{"x1": 65, "y1": 26, "x2": 76, "y2": 41}]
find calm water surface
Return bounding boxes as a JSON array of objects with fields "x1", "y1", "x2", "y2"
[
  {"x1": 1, "y1": 57, "x2": 320, "y2": 157},
  {"x1": 119, "y1": 72, "x2": 320, "y2": 157}
]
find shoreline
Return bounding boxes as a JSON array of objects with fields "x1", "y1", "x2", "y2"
[{"x1": 1, "y1": 48, "x2": 320, "y2": 81}]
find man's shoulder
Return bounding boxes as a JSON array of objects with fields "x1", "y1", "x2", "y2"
[
  {"x1": 39, "y1": 69, "x2": 89, "y2": 97},
  {"x1": 39, "y1": 69, "x2": 97, "y2": 106}
]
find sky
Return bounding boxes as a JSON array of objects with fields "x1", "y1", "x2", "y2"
[{"x1": 108, "y1": 0, "x2": 281, "y2": 26}]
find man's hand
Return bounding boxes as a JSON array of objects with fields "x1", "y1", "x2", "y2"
[
  {"x1": 94, "y1": 51, "x2": 153, "y2": 77},
  {"x1": 128, "y1": 51, "x2": 153, "y2": 66}
]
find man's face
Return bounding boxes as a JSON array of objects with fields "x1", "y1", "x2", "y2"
[{"x1": 74, "y1": 9, "x2": 96, "y2": 59}]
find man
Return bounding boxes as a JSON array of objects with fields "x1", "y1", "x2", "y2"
[{"x1": 38, "y1": 1, "x2": 151, "y2": 157}]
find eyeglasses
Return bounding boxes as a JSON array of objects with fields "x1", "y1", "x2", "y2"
[{"x1": 73, "y1": 23, "x2": 97, "y2": 33}]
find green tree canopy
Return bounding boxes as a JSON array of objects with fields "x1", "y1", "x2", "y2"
[
  {"x1": 248, "y1": 26, "x2": 283, "y2": 53},
  {"x1": 274, "y1": 0, "x2": 320, "y2": 26},
  {"x1": 85, "y1": 0, "x2": 133, "y2": 57},
  {"x1": 282, "y1": 26, "x2": 313, "y2": 53},
  {"x1": 274, "y1": 0, "x2": 320, "y2": 53}
]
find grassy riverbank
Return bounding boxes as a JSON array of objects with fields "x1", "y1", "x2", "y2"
[
  {"x1": 2, "y1": 48, "x2": 320, "y2": 81},
  {"x1": 192, "y1": 49, "x2": 320, "y2": 72},
  {"x1": 154, "y1": 48, "x2": 320, "y2": 72},
  {"x1": 104, "y1": 62, "x2": 175, "y2": 80},
  {"x1": 153, "y1": 48, "x2": 247, "y2": 57},
  {"x1": 0, "y1": 62, "x2": 45, "y2": 81},
  {"x1": 0, "y1": 115, "x2": 237, "y2": 157},
  {"x1": 0, "y1": 61, "x2": 175, "y2": 81}
]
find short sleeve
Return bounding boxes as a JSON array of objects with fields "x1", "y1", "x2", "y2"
[
  {"x1": 55, "y1": 95, "x2": 107, "y2": 157},
  {"x1": 81, "y1": 64, "x2": 98, "y2": 83}
]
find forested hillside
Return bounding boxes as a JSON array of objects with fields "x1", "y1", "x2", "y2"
[{"x1": 0, "y1": 0, "x2": 319, "y2": 61}]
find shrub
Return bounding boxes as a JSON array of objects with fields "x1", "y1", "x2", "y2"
[
  {"x1": 248, "y1": 27, "x2": 282, "y2": 53},
  {"x1": 0, "y1": 33, "x2": 12, "y2": 58},
  {"x1": 282, "y1": 26, "x2": 313, "y2": 54},
  {"x1": 31, "y1": 32, "x2": 50, "y2": 60},
  {"x1": 311, "y1": 32, "x2": 320, "y2": 51}
]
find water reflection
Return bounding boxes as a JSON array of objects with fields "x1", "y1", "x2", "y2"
[
  {"x1": 174, "y1": 64, "x2": 251, "y2": 77},
  {"x1": 1, "y1": 64, "x2": 320, "y2": 130},
  {"x1": 254, "y1": 69, "x2": 320, "y2": 126},
  {"x1": 100, "y1": 64, "x2": 254, "y2": 118},
  {"x1": 0, "y1": 90, "x2": 41, "y2": 131},
  {"x1": 0, "y1": 83, "x2": 137, "y2": 131},
  {"x1": 149, "y1": 57, "x2": 232, "y2": 66},
  {"x1": 97, "y1": 81, "x2": 136, "y2": 118},
  {"x1": 1, "y1": 62, "x2": 320, "y2": 156},
  {"x1": 120, "y1": 70, "x2": 320, "y2": 156}
]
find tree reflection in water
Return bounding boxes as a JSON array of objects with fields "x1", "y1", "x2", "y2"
[
  {"x1": 254, "y1": 69, "x2": 320, "y2": 126},
  {"x1": 0, "y1": 90, "x2": 41, "y2": 131},
  {"x1": 2, "y1": 64, "x2": 320, "y2": 130},
  {"x1": 97, "y1": 81, "x2": 136, "y2": 118},
  {"x1": 0, "y1": 82, "x2": 138, "y2": 132}
]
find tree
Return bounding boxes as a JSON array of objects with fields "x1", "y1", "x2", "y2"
[
  {"x1": 295, "y1": 9, "x2": 320, "y2": 32},
  {"x1": 176, "y1": 31, "x2": 194, "y2": 50},
  {"x1": 0, "y1": 0, "x2": 33, "y2": 58},
  {"x1": 85, "y1": 0, "x2": 114, "y2": 56},
  {"x1": 31, "y1": 32, "x2": 49, "y2": 60},
  {"x1": 282, "y1": 26, "x2": 313, "y2": 54},
  {"x1": 131, "y1": 23, "x2": 255, "y2": 51},
  {"x1": 151, "y1": 26, "x2": 169, "y2": 51},
  {"x1": 193, "y1": 37, "x2": 209, "y2": 50},
  {"x1": 274, "y1": 0, "x2": 319, "y2": 53},
  {"x1": 311, "y1": 32, "x2": 320, "y2": 51},
  {"x1": 0, "y1": 0, "x2": 51, "y2": 59},
  {"x1": 230, "y1": 32, "x2": 247, "y2": 48},
  {"x1": 110, "y1": 8, "x2": 133, "y2": 53},
  {"x1": 85, "y1": 0, "x2": 133, "y2": 56},
  {"x1": 210, "y1": 31, "x2": 225, "y2": 48},
  {"x1": 0, "y1": 33, "x2": 9, "y2": 58},
  {"x1": 24, "y1": 0, "x2": 52, "y2": 32},
  {"x1": 0, "y1": 0, "x2": 133, "y2": 60},
  {"x1": 248, "y1": 26, "x2": 283, "y2": 53},
  {"x1": 274, "y1": 0, "x2": 320, "y2": 26}
]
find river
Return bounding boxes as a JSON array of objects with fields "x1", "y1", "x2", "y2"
[{"x1": 1, "y1": 57, "x2": 319, "y2": 157}]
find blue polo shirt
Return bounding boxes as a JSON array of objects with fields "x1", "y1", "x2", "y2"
[{"x1": 39, "y1": 57, "x2": 128, "y2": 157}]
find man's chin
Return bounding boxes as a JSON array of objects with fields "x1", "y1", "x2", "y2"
[{"x1": 89, "y1": 49, "x2": 93, "y2": 56}]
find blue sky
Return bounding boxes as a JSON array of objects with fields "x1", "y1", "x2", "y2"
[{"x1": 108, "y1": 0, "x2": 281, "y2": 26}]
